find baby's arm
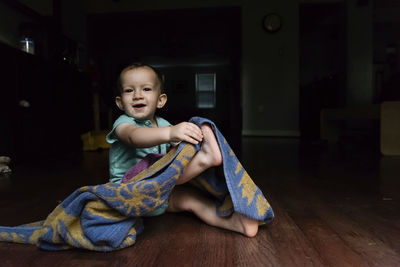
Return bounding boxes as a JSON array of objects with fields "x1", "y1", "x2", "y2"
[{"x1": 115, "y1": 122, "x2": 203, "y2": 148}]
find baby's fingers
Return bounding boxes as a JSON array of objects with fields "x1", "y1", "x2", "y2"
[
  {"x1": 182, "y1": 135, "x2": 200, "y2": 145},
  {"x1": 186, "y1": 123, "x2": 203, "y2": 141},
  {"x1": 187, "y1": 122, "x2": 202, "y2": 134}
]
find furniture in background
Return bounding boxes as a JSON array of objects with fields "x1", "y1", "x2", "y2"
[
  {"x1": 0, "y1": 41, "x2": 91, "y2": 163},
  {"x1": 380, "y1": 101, "x2": 400, "y2": 156},
  {"x1": 320, "y1": 101, "x2": 400, "y2": 155}
]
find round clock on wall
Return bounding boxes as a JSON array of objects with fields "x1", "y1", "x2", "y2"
[{"x1": 262, "y1": 13, "x2": 282, "y2": 33}]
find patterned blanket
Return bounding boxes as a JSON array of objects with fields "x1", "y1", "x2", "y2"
[{"x1": 0, "y1": 117, "x2": 274, "y2": 251}]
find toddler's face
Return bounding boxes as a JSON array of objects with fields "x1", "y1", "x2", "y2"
[{"x1": 116, "y1": 67, "x2": 166, "y2": 121}]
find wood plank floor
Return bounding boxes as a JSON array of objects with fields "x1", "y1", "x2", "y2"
[{"x1": 0, "y1": 137, "x2": 399, "y2": 266}]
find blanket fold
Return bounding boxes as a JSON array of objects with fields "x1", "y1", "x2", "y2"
[{"x1": 0, "y1": 117, "x2": 274, "y2": 251}]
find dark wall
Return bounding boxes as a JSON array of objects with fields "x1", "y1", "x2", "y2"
[{"x1": 299, "y1": 3, "x2": 347, "y2": 141}]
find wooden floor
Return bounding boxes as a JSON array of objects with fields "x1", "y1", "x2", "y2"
[{"x1": 0, "y1": 137, "x2": 399, "y2": 266}]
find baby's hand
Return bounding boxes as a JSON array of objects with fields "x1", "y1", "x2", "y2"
[{"x1": 170, "y1": 122, "x2": 203, "y2": 145}]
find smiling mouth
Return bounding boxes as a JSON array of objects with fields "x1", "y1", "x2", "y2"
[{"x1": 133, "y1": 104, "x2": 146, "y2": 108}]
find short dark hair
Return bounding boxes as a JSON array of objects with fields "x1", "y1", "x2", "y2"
[{"x1": 115, "y1": 62, "x2": 164, "y2": 96}]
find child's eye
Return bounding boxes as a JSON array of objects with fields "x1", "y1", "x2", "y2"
[
  {"x1": 124, "y1": 88, "x2": 133, "y2": 93},
  {"x1": 143, "y1": 87, "x2": 152, "y2": 91}
]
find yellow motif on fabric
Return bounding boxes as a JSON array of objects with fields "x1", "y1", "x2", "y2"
[
  {"x1": 28, "y1": 195, "x2": 138, "y2": 250},
  {"x1": 52, "y1": 208, "x2": 92, "y2": 248},
  {"x1": 29, "y1": 206, "x2": 91, "y2": 249},
  {"x1": 178, "y1": 145, "x2": 195, "y2": 169},
  {"x1": 169, "y1": 163, "x2": 181, "y2": 180},
  {"x1": 235, "y1": 162, "x2": 243, "y2": 175},
  {"x1": 86, "y1": 200, "x2": 126, "y2": 221},
  {"x1": 238, "y1": 170, "x2": 257, "y2": 206},
  {"x1": 256, "y1": 193, "x2": 269, "y2": 216},
  {"x1": 0, "y1": 232, "x2": 25, "y2": 243},
  {"x1": 63, "y1": 218, "x2": 95, "y2": 249},
  {"x1": 92, "y1": 182, "x2": 163, "y2": 217}
]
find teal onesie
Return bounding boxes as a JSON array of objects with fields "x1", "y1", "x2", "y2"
[{"x1": 106, "y1": 114, "x2": 172, "y2": 184}]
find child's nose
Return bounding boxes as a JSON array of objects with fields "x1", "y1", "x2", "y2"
[{"x1": 133, "y1": 91, "x2": 143, "y2": 99}]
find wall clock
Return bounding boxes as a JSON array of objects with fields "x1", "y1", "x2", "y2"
[{"x1": 262, "y1": 13, "x2": 282, "y2": 33}]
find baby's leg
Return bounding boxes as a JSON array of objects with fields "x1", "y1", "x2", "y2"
[
  {"x1": 176, "y1": 124, "x2": 222, "y2": 185},
  {"x1": 167, "y1": 185, "x2": 259, "y2": 237}
]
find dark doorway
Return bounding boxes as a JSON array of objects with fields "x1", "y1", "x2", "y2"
[
  {"x1": 299, "y1": 3, "x2": 347, "y2": 142},
  {"x1": 88, "y1": 7, "x2": 242, "y2": 153}
]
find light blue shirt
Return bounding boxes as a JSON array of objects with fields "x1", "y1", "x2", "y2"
[{"x1": 106, "y1": 114, "x2": 172, "y2": 183}]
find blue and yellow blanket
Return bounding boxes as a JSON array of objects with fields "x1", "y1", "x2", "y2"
[{"x1": 0, "y1": 117, "x2": 274, "y2": 251}]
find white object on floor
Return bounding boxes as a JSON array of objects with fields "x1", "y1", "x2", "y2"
[{"x1": 0, "y1": 156, "x2": 11, "y2": 174}]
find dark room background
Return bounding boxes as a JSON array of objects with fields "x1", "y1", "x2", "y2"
[{"x1": 0, "y1": 0, "x2": 399, "y2": 163}]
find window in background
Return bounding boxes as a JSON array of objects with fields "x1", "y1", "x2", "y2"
[{"x1": 195, "y1": 73, "x2": 216, "y2": 108}]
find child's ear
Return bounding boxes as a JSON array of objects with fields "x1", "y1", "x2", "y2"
[
  {"x1": 157, "y1": 93, "x2": 167, "y2": 108},
  {"x1": 115, "y1": 96, "x2": 124, "y2": 111}
]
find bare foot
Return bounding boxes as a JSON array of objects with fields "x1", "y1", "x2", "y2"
[
  {"x1": 197, "y1": 124, "x2": 223, "y2": 168},
  {"x1": 175, "y1": 124, "x2": 222, "y2": 185},
  {"x1": 232, "y1": 213, "x2": 259, "y2": 237}
]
